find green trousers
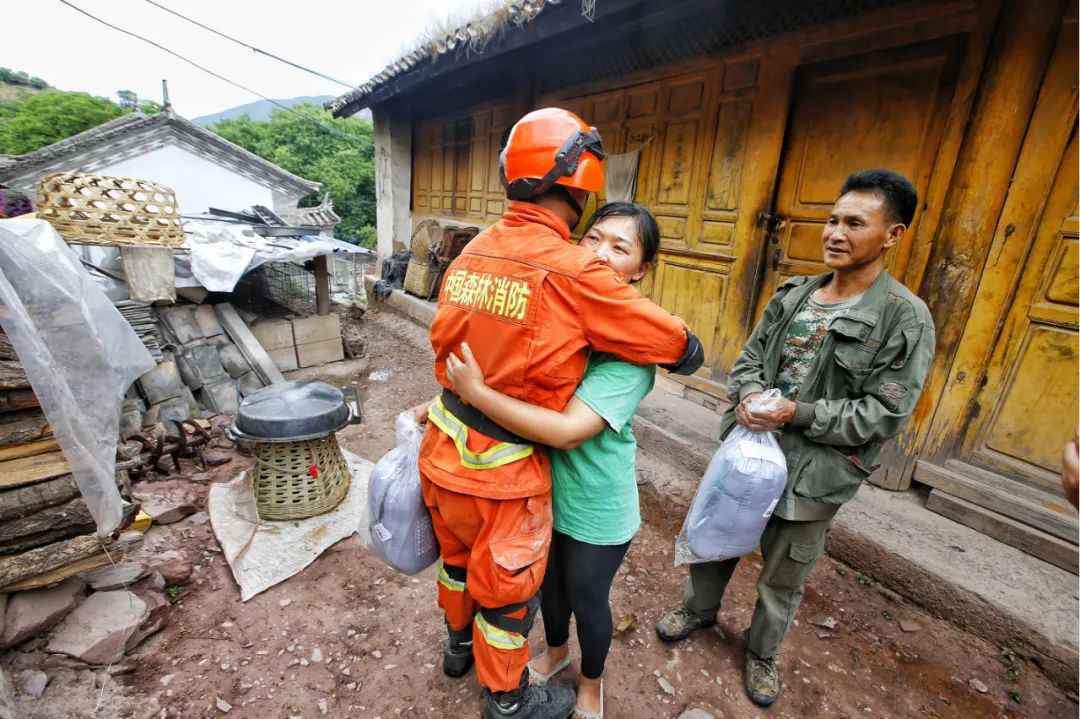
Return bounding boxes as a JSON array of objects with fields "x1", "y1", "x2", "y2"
[{"x1": 682, "y1": 514, "x2": 832, "y2": 659}]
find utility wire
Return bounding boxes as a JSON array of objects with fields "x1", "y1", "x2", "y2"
[
  {"x1": 141, "y1": 0, "x2": 359, "y2": 91},
  {"x1": 58, "y1": 0, "x2": 363, "y2": 144}
]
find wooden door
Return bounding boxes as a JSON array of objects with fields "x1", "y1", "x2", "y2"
[
  {"x1": 753, "y1": 37, "x2": 966, "y2": 314},
  {"x1": 956, "y1": 131, "x2": 1078, "y2": 490}
]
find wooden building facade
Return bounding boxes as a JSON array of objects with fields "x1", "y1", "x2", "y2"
[{"x1": 331, "y1": 0, "x2": 1079, "y2": 567}]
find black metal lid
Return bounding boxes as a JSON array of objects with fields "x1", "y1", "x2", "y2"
[{"x1": 233, "y1": 381, "x2": 350, "y2": 441}]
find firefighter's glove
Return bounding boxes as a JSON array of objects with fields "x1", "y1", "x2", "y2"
[{"x1": 661, "y1": 331, "x2": 705, "y2": 376}]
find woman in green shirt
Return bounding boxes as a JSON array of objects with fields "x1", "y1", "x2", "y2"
[{"x1": 445, "y1": 202, "x2": 661, "y2": 719}]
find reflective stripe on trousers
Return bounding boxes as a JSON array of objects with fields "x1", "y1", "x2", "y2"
[
  {"x1": 475, "y1": 611, "x2": 527, "y2": 651},
  {"x1": 427, "y1": 396, "x2": 534, "y2": 470},
  {"x1": 438, "y1": 563, "x2": 467, "y2": 593}
]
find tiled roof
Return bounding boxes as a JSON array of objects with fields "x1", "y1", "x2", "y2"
[
  {"x1": 0, "y1": 111, "x2": 320, "y2": 195},
  {"x1": 326, "y1": 0, "x2": 550, "y2": 117}
]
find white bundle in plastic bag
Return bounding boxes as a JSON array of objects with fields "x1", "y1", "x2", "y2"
[
  {"x1": 367, "y1": 411, "x2": 439, "y2": 575},
  {"x1": 675, "y1": 390, "x2": 788, "y2": 565}
]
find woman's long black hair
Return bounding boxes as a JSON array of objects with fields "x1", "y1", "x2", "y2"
[{"x1": 581, "y1": 202, "x2": 661, "y2": 265}]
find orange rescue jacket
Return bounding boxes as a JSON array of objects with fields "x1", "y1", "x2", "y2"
[{"x1": 421, "y1": 201, "x2": 688, "y2": 499}]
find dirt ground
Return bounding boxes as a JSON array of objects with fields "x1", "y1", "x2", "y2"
[{"x1": 6, "y1": 307, "x2": 1077, "y2": 718}]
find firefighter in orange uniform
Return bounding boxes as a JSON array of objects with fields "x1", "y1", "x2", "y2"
[{"x1": 419, "y1": 108, "x2": 704, "y2": 719}]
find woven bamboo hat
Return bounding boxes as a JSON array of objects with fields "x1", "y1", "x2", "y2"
[{"x1": 36, "y1": 171, "x2": 184, "y2": 247}]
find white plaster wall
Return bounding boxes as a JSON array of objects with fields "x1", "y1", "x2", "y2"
[
  {"x1": 373, "y1": 106, "x2": 412, "y2": 268},
  {"x1": 102, "y1": 144, "x2": 275, "y2": 215}
]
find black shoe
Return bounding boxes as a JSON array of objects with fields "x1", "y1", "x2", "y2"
[
  {"x1": 443, "y1": 622, "x2": 474, "y2": 678},
  {"x1": 482, "y1": 671, "x2": 575, "y2": 719}
]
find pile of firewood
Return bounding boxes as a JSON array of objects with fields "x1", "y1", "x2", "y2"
[{"x1": 0, "y1": 330, "x2": 139, "y2": 593}]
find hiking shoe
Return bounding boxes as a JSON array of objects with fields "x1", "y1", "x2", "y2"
[
  {"x1": 442, "y1": 622, "x2": 473, "y2": 678},
  {"x1": 745, "y1": 652, "x2": 780, "y2": 707},
  {"x1": 655, "y1": 606, "x2": 716, "y2": 642},
  {"x1": 482, "y1": 671, "x2": 576, "y2": 719}
]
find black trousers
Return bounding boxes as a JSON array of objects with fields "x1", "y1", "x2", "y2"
[{"x1": 540, "y1": 529, "x2": 631, "y2": 679}]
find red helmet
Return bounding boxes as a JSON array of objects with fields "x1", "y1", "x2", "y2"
[{"x1": 500, "y1": 108, "x2": 605, "y2": 202}]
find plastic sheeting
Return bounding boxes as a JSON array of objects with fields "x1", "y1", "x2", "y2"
[
  {"x1": 208, "y1": 450, "x2": 374, "y2": 601},
  {"x1": 179, "y1": 220, "x2": 370, "y2": 293},
  {"x1": 0, "y1": 219, "x2": 155, "y2": 535},
  {"x1": 367, "y1": 412, "x2": 439, "y2": 575}
]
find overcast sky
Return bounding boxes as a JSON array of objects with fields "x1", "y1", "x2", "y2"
[{"x1": 3, "y1": 0, "x2": 481, "y2": 118}]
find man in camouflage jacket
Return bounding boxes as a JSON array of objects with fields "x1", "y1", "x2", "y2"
[{"x1": 656, "y1": 169, "x2": 936, "y2": 707}]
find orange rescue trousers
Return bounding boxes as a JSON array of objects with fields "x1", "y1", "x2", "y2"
[{"x1": 420, "y1": 473, "x2": 552, "y2": 692}]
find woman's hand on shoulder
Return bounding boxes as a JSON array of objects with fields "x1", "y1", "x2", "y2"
[{"x1": 446, "y1": 342, "x2": 488, "y2": 404}]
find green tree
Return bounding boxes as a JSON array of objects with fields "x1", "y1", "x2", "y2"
[
  {"x1": 210, "y1": 104, "x2": 376, "y2": 247},
  {"x1": 0, "y1": 90, "x2": 125, "y2": 154}
]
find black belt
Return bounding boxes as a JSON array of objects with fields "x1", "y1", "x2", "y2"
[{"x1": 440, "y1": 389, "x2": 529, "y2": 445}]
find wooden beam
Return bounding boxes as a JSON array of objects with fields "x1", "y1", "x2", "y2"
[
  {"x1": 915, "y1": 459, "x2": 1079, "y2": 543},
  {"x1": 0, "y1": 522, "x2": 141, "y2": 593},
  {"x1": 314, "y1": 255, "x2": 331, "y2": 316},
  {"x1": 214, "y1": 303, "x2": 286, "y2": 386},
  {"x1": 0, "y1": 497, "x2": 95, "y2": 544},
  {"x1": 0, "y1": 450, "x2": 71, "y2": 489},
  {"x1": 0, "y1": 438, "x2": 58, "y2": 462},
  {"x1": 926, "y1": 489, "x2": 1078, "y2": 575},
  {"x1": 0, "y1": 390, "x2": 38, "y2": 414},
  {"x1": 0, "y1": 410, "x2": 51, "y2": 448},
  {"x1": 0, "y1": 474, "x2": 80, "y2": 521},
  {"x1": 0, "y1": 360, "x2": 29, "y2": 390}
]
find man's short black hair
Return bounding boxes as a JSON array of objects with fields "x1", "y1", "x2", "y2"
[{"x1": 840, "y1": 169, "x2": 918, "y2": 226}]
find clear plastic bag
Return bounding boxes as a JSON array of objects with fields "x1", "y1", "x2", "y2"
[
  {"x1": 366, "y1": 411, "x2": 439, "y2": 575},
  {"x1": 0, "y1": 220, "x2": 155, "y2": 535},
  {"x1": 675, "y1": 389, "x2": 789, "y2": 565}
]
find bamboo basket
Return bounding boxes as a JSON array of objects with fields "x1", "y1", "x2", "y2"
[
  {"x1": 404, "y1": 219, "x2": 442, "y2": 298},
  {"x1": 252, "y1": 434, "x2": 351, "y2": 521},
  {"x1": 36, "y1": 172, "x2": 184, "y2": 247}
]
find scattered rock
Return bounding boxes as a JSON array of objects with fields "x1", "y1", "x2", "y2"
[
  {"x1": 899, "y1": 620, "x2": 921, "y2": 633},
  {"x1": 127, "y1": 588, "x2": 170, "y2": 650},
  {"x1": 160, "y1": 674, "x2": 175, "y2": 687},
  {"x1": 47, "y1": 590, "x2": 148, "y2": 664},
  {"x1": 202, "y1": 450, "x2": 233, "y2": 467},
  {"x1": 279, "y1": 599, "x2": 293, "y2": 608},
  {"x1": 17, "y1": 670, "x2": 48, "y2": 699},
  {"x1": 657, "y1": 676, "x2": 675, "y2": 695},
  {"x1": 216, "y1": 696, "x2": 232, "y2": 713},
  {"x1": 372, "y1": 650, "x2": 382, "y2": 659},
  {"x1": 678, "y1": 710, "x2": 715, "y2": 719},
  {"x1": 0, "y1": 667, "x2": 15, "y2": 719},
  {"x1": 810, "y1": 616, "x2": 838, "y2": 630},
  {"x1": 816, "y1": 631, "x2": 832, "y2": 640},
  {"x1": 184, "y1": 511, "x2": 210, "y2": 526},
  {"x1": 311, "y1": 647, "x2": 323, "y2": 663},
  {"x1": 81, "y1": 562, "x2": 149, "y2": 591},
  {"x1": 133, "y1": 482, "x2": 198, "y2": 524},
  {"x1": 1, "y1": 577, "x2": 84, "y2": 648},
  {"x1": 969, "y1": 678, "x2": 989, "y2": 694},
  {"x1": 318, "y1": 698, "x2": 329, "y2": 715},
  {"x1": 134, "y1": 571, "x2": 168, "y2": 593},
  {"x1": 613, "y1": 613, "x2": 638, "y2": 636}
]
